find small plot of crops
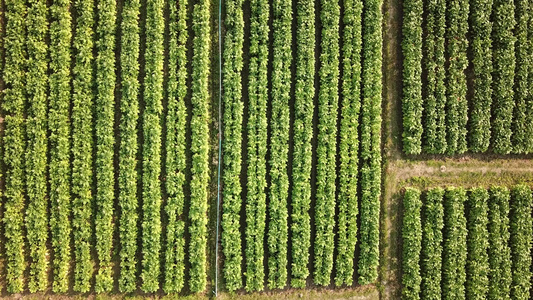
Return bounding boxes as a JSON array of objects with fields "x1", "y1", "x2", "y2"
[
  {"x1": 401, "y1": 0, "x2": 533, "y2": 155},
  {"x1": 401, "y1": 186, "x2": 533, "y2": 300}
]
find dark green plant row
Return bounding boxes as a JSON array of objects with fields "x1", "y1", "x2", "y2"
[
  {"x1": 401, "y1": 186, "x2": 532, "y2": 300},
  {"x1": 402, "y1": 0, "x2": 533, "y2": 154}
]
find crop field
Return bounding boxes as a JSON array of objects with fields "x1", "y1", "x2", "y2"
[
  {"x1": 0, "y1": 0, "x2": 532, "y2": 297},
  {"x1": 401, "y1": 0, "x2": 533, "y2": 155}
]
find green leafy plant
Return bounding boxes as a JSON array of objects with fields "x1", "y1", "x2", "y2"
[
  {"x1": 466, "y1": 188, "x2": 489, "y2": 300},
  {"x1": 140, "y1": 0, "x2": 165, "y2": 292},
  {"x1": 267, "y1": 0, "x2": 292, "y2": 289},
  {"x1": 334, "y1": 0, "x2": 361, "y2": 286},
  {"x1": 163, "y1": 0, "x2": 188, "y2": 293},
  {"x1": 442, "y1": 187, "x2": 467, "y2": 300},
  {"x1": 510, "y1": 185, "x2": 532, "y2": 300},
  {"x1": 511, "y1": 0, "x2": 529, "y2": 153},
  {"x1": 94, "y1": 0, "x2": 117, "y2": 291},
  {"x1": 245, "y1": 0, "x2": 269, "y2": 291},
  {"x1": 188, "y1": 0, "x2": 211, "y2": 291},
  {"x1": 49, "y1": 0, "x2": 73, "y2": 291},
  {"x1": 221, "y1": 0, "x2": 244, "y2": 291},
  {"x1": 488, "y1": 186, "x2": 512, "y2": 299},
  {"x1": 421, "y1": 188, "x2": 444, "y2": 300},
  {"x1": 445, "y1": 0, "x2": 469, "y2": 154},
  {"x1": 290, "y1": 0, "x2": 315, "y2": 288},
  {"x1": 25, "y1": 0, "x2": 49, "y2": 291},
  {"x1": 401, "y1": 188, "x2": 422, "y2": 300},
  {"x1": 491, "y1": 0, "x2": 515, "y2": 154},
  {"x1": 118, "y1": 0, "x2": 140, "y2": 292},
  {"x1": 468, "y1": 0, "x2": 493, "y2": 152},
  {"x1": 313, "y1": 0, "x2": 340, "y2": 285},
  {"x1": 2, "y1": 0, "x2": 27, "y2": 292},
  {"x1": 71, "y1": 0, "x2": 95, "y2": 292},
  {"x1": 401, "y1": 0, "x2": 423, "y2": 154},
  {"x1": 358, "y1": 0, "x2": 383, "y2": 285},
  {"x1": 423, "y1": 0, "x2": 447, "y2": 154}
]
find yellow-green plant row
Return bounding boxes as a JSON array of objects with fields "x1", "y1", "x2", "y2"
[
  {"x1": 25, "y1": 0, "x2": 48, "y2": 291},
  {"x1": 164, "y1": 0, "x2": 188, "y2": 292},
  {"x1": 401, "y1": 188, "x2": 422, "y2": 300},
  {"x1": 466, "y1": 188, "x2": 489, "y2": 300},
  {"x1": 358, "y1": 0, "x2": 383, "y2": 285},
  {"x1": 188, "y1": 0, "x2": 211, "y2": 291},
  {"x1": 3, "y1": 0, "x2": 27, "y2": 292},
  {"x1": 442, "y1": 187, "x2": 467, "y2": 300},
  {"x1": 491, "y1": 0, "x2": 515, "y2": 154},
  {"x1": 118, "y1": 0, "x2": 140, "y2": 292},
  {"x1": 335, "y1": 0, "x2": 362, "y2": 286},
  {"x1": 401, "y1": 0, "x2": 422, "y2": 154},
  {"x1": 313, "y1": 0, "x2": 340, "y2": 285},
  {"x1": 421, "y1": 188, "x2": 444, "y2": 299},
  {"x1": 488, "y1": 187, "x2": 512, "y2": 299},
  {"x1": 510, "y1": 185, "x2": 533, "y2": 300},
  {"x1": 468, "y1": 0, "x2": 493, "y2": 152},
  {"x1": 422, "y1": 0, "x2": 446, "y2": 154},
  {"x1": 141, "y1": 0, "x2": 165, "y2": 292},
  {"x1": 245, "y1": 0, "x2": 269, "y2": 291},
  {"x1": 267, "y1": 0, "x2": 291, "y2": 289},
  {"x1": 445, "y1": 0, "x2": 469, "y2": 154},
  {"x1": 72, "y1": 0, "x2": 95, "y2": 292},
  {"x1": 290, "y1": 0, "x2": 315, "y2": 288},
  {"x1": 221, "y1": 0, "x2": 244, "y2": 291},
  {"x1": 48, "y1": 0, "x2": 72, "y2": 292},
  {"x1": 95, "y1": 0, "x2": 116, "y2": 291},
  {"x1": 511, "y1": 0, "x2": 529, "y2": 153}
]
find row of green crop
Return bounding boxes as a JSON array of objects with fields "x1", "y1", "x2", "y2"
[
  {"x1": 510, "y1": 186, "x2": 532, "y2": 300},
  {"x1": 140, "y1": 0, "x2": 165, "y2": 292},
  {"x1": 357, "y1": 0, "x2": 383, "y2": 285},
  {"x1": 313, "y1": 0, "x2": 340, "y2": 285},
  {"x1": 511, "y1": 0, "x2": 529, "y2": 153},
  {"x1": 488, "y1": 187, "x2": 512, "y2": 299},
  {"x1": 442, "y1": 188, "x2": 467, "y2": 300},
  {"x1": 25, "y1": 0, "x2": 49, "y2": 292},
  {"x1": 420, "y1": 188, "x2": 444, "y2": 299},
  {"x1": 245, "y1": 0, "x2": 269, "y2": 291},
  {"x1": 3, "y1": 0, "x2": 27, "y2": 292},
  {"x1": 163, "y1": 0, "x2": 188, "y2": 293},
  {"x1": 266, "y1": 0, "x2": 291, "y2": 289},
  {"x1": 71, "y1": 0, "x2": 95, "y2": 292},
  {"x1": 465, "y1": 188, "x2": 489, "y2": 300},
  {"x1": 401, "y1": 0, "x2": 423, "y2": 154},
  {"x1": 118, "y1": 0, "x2": 140, "y2": 292},
  {"x1": 422, "y1": 0, "x2": 447, "y2": 154},
  {"x1": 468, "y1": 0, "x2": 492, "y2": 153},
  {"x1": 334, "y1": 0, "x2": 361, "y2": 286},
  {"x1": 290, "y1": 0, "x2": 315, "y2": 288},
  {"x1": 401, "y1": 188, "x2": 422, "y2": 300},
  {"x1": 94, "y1": 0, "x2": 117, "y2": 292},
  {"x1": 221, "y1": 0, "x2": 244, "y2": 290},
  {"x1": 48, "y1": 0, "x2": 73, "y2": 292},
  {"x1": 491, "y1": 0, "x2": 515, "y2": 154},
  {"x1": 445, "y1": 0, "x2": 469, "y2": 155},
  {"x1": 188, "y1": 0, "x2": 211, "y2": 291},
  {"x1": 403, "y1": 186, "x2": 532, "y2": 300}
]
